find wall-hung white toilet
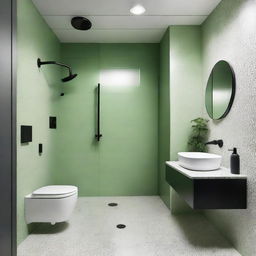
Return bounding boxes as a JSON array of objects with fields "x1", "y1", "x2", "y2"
[{"x1": 25, "y1": 185, "x2": 78, "y2": 225}]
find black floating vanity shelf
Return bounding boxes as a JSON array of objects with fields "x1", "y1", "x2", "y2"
[{"x1": 166, "y1": 162, "x2": 247, "y2": 209}]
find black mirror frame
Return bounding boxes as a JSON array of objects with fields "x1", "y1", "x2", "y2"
[{"x1": 205, "y1": 60, "x2": 236, "y2": 120}]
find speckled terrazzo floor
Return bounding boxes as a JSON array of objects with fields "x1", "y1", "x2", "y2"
[{"x1": 18, "y1": 196, "x2": 240, "y2": 256}]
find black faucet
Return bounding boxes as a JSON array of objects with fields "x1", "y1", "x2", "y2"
[{"x1": 205, "y1": 139, "x2": 223, "y2": 148}]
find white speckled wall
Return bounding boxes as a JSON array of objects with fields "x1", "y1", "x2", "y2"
[{"x1": 202, "y1": 0, "x2": 256, "y2": 255}]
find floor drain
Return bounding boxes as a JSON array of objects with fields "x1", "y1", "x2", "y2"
[
  {"x1": 108, "y1": 203, "x2": 118, "y2": 207},
  {"x1": 116, "y1": 224, "x2": 126, "y2": 229}
]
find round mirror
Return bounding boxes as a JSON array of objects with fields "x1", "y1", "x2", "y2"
[{"x1": 205, "y1": 60, "x2": 236, "y2": 120}]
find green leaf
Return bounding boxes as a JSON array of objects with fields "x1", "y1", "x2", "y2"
[{"x1": 187, "y1": 117, "x2": 209, "y2": 152}]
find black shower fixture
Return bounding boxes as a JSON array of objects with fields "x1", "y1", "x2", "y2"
[
  {"x1": 71, "y1": 16, "x2": 92, "y2": 30},
  {"x1": 37, "y1": 58, "x2": 77, "y2": 82}
]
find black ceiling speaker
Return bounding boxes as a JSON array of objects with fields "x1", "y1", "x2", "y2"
[{"x1": 71, "y1": 16, "x2": 92, "y2": 30}]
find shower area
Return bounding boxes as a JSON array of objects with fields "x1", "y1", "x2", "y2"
[
  {"x1": 17, "y1": 0, "x2": 159, "y2": 247},
  {"x1": 18, "y1": 27, "x2": 159, "y2": 256}
]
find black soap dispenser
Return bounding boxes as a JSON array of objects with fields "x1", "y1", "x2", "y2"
[{"x1": 229, "y1": 148, "x2": 240, "y2": 174}]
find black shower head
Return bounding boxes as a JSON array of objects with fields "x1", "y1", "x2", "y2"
[
  {"x1": 37, "y1": 58, "x2": 78, "y2": 83},
  {"x1": 62, "y1": 73, "x2": 77, "y2": 82},
  {"x1": 71, "y1": 16, "x2": 92, "y2": 30}
]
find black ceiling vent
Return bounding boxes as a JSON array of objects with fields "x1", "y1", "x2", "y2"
[{"x1": 71, "y1": 16, "x2": 92, "y2": 30}]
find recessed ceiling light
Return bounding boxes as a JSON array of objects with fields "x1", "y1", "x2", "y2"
[{"x1": 130, "y1": 4, "x2": 146, "y2": 15}]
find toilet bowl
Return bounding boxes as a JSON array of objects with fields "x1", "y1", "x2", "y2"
[{"x1": 25, "y1": 185, "x2": 78, "y2": 225}]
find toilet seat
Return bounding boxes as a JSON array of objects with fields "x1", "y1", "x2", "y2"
[{"x1": 32, "y1": 185, "x2": 78, "y2": 199}]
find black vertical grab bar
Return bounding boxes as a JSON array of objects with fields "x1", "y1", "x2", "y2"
[{"x1": 95, "y1": 83, "x2": 102, "y2": 141}]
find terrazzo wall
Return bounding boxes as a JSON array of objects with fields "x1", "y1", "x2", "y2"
[{"x1": 202, "y1": 0, "x2": 256, "y2": 255}]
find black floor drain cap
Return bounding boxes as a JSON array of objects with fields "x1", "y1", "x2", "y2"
[
  {"x1": 116, "y1": 224, "x2": 126, "y2": 229},
  {"x1": 108, "y1": 203, "x2": 118, "y2": 207}
]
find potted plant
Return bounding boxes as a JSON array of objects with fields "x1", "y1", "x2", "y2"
[{"x1": 188, "y1": 118, "x2": 209, "y2": 152}]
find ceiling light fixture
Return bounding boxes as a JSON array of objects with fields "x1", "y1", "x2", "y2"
[{"x1": 130, "y1": 4, "x2": 146, "y2": 15}]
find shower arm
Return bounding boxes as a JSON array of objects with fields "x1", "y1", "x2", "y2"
[{"x1": 37, "y1": 58, "x2": 72, "y2": 75}]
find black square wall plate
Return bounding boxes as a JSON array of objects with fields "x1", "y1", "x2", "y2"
[
  {"x1": 21, "y1": 125, "x2": 32, "y2": 143},
  {"x1": 49, "y1": 116, "x2": 57, "y2": 129}
]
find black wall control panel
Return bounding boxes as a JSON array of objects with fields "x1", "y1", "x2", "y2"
[
  {"x1": 49, "y1": 116, "x2": 57, "y2": 129},
  {"x1": 21, "y1": 125, "x2": 32, "y2": 143}
]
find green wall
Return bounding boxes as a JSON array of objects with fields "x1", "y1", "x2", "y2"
[
  {"x1": 169, "y1": 26, "x2": 203, "y2": 160},
  {"x1": 17, "y1": 0, "x2": 61, "y2": 245},
  {"x1": 158, "y1": 29, "x2": 171, "y2": 207},
  {"x1": 169, "y1": 26, "x2": 203, "y2": 212},
  {"x1": 158, "y1": 26, "x2": 203, "y2": 209},
  {"x1": 53, "y1": 43, "x2": 159, "y2": 196}
]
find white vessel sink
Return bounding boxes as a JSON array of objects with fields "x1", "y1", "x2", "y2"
[{"x1": 178, "y1": 152, "x2": 222, "y2": 171}]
